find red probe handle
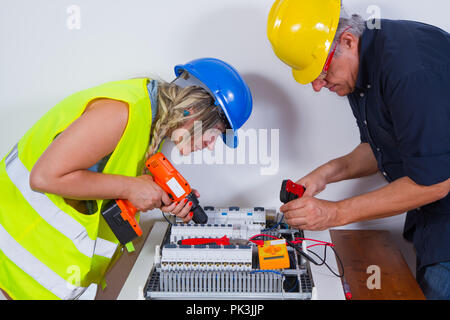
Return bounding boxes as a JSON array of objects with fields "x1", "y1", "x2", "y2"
[
  {"x1": 180, "y1": 236, "x2": 230, "y2": 246},
  {"x1": 286, "y1": 179, "x2": 306, "y2": 198}
]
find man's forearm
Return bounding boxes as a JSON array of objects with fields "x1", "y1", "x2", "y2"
[
  {"x1": 320, "y1": 143, "x2": 378, "y2": 184},
  {"x1": 335, "y1": 177, "x2": 450, "y2": 226}
]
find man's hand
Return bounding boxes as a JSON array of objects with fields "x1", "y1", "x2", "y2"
[
  {"x1": 295, "y1": 171, "x2": 328, "y2": 197},
  {"x1": 280, "y1": 196, "x2": 339, "y2": 231}
]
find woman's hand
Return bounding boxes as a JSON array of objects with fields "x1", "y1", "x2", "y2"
[
  {"x1": 125, "y1": 175, "x2": 172, "y2": 211},
  {"x1": 160, "y1": 189, "x2": 200, "y2": 223}
]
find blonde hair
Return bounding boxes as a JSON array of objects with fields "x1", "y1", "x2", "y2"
[{"x1": 144, "y1": 73, "x2": 225, "y2": 164}]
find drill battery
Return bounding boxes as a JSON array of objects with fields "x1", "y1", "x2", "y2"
[{"x1": 101, "y1": 199, "x2": 142, "y2": 245}]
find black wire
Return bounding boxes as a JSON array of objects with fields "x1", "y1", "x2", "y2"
[
  {"x1": 284, "y1": 239, "x2": 344, "y2": 278},
  {"x1": 286, "y1": 240, "x2": 324, "y2": 266},
  {"x1": 329, "y1": 244, "x2": 345, "y2": 278},
  {"x1": 161, "y1": 211, "x2": 173, "y2": 225},
  {"x1": 307, "y1": 244, "x2": 345, "y2": 278}
]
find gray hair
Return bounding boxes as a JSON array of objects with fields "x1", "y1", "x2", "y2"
[{"x1": 332, "y1": 11, "x2": 366, "y2": 56}]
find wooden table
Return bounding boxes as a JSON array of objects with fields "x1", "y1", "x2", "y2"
[{"x1": 330, "y1": 229, "x2": 425, "y2": 300}]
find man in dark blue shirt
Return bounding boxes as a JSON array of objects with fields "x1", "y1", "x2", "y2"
[{"x1": 268, "y1": 1, "x2": 450, "y2": 299}]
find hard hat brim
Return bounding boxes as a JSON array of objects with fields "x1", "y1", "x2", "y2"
[
  {"x1": 292, "y1": 57, "x2": 326, "y2": 85},
  {"x1": 222, "y1": 129, "x2": 239, "y2": 148}
]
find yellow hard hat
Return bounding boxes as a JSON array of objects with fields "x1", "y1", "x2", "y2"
[{"x1": 267, "y1": 0, "x2": 341, "y2": 84}]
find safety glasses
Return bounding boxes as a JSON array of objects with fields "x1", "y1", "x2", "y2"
[{"x1": 317, "y1": 26, "x2": 351, "y2": 80}]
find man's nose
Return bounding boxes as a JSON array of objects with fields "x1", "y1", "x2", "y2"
[{"x1": 311, "y1": 78, "x2": 328, "y2": 92}]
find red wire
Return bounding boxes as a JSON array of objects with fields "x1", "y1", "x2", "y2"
[
  {"x1": 306, "y1": 243, "x2": 333, "y2": 249},
  {"x1": 249, "y1": 234, "x2": 280, "y2": 241},
  {"x1": 248, "y1": 234, "x2": 335, "y2": 249},
  {"x1": 295, "y1": 237, "x2": 334, "y2": 246},
  {"x1": 249, "y1": 234, "x2": 280, "y2": 246}
]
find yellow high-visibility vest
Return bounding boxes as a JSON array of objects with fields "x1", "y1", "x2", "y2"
[{"x1": 0, "y1": 78, "x2": 153, "y2": 299}]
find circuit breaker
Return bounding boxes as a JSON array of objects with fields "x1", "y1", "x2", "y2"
[{"x1": 144, "y1": 206, "x2": 314, "y2": 300}]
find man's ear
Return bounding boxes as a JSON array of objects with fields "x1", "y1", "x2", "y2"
[{"x1": 340, "y1": 32, "x2": 359, "y2": 53}]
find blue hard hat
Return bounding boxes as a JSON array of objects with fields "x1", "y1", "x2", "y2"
[{"x1": 174, "y1": 58, "x2": 253, "y2": 148}]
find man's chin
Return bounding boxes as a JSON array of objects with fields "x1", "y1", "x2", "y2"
[
  {"x1": 343, "y1": 85, "x2": 357, "y2": 96},
  {"x1": 338, "y1": 88, "x2": 352, "y2": 97}
]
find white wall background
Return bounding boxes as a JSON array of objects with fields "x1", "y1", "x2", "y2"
[{"x1": 1, "y1": 0, "x2": 449, "y2": 274}]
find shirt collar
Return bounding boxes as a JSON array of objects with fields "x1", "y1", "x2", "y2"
[{"x1": 354, "y1": 27, "x2": 376, "y2": 91}]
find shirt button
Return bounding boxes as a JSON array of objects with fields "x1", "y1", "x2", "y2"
[
  {"x1": 382, "y1": 171, "x2": 387, "y2": 176},
  {"x1": 363, "y1": 120, "x2": 368, "y2": 125},
  {"x1": 360, "y1": 92, "x2": 365, "y2": 97},
  {"x1": 367, "y1": 84, "x2": 372, "y2": 89},
  {"x1": 376, "y1": 147, "x2": 380, "y2": 151}
]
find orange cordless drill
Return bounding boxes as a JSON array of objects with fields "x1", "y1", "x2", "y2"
[{"x1": 102, "y1": 152, "x2": 208, "y2": 245}]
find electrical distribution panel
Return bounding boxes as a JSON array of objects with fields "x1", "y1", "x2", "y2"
[{"x1": 144, "y1": 207, "x2": 314, "y2": 300}]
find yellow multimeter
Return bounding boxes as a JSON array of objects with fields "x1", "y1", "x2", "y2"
[{"x1": 257, "y1": 239, "x2": 290, "y2": 270}]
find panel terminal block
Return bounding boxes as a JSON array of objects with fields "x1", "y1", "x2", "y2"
[
  {"x1": 177, "y1": 206, "x2": 268, "y2": 226},
  {"x1": 160, "y1": 244, "x2": 252, "y2": 271}
]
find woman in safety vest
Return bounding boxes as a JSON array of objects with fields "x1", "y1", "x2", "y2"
[{"x1": 0, "y1": 57, "x2": 252, "y2": 300}]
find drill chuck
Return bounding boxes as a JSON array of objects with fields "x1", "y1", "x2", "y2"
[{"x1": 186, "y1": 191, "x2": 208, "y2": 224}]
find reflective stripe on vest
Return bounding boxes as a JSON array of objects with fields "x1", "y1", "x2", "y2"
[
  {"x1": 0, "y1": 222, "x2": 86, "y2": 299},
  {"x1": 4, "y1": 144, "x2": 117, "y2": 260}
]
